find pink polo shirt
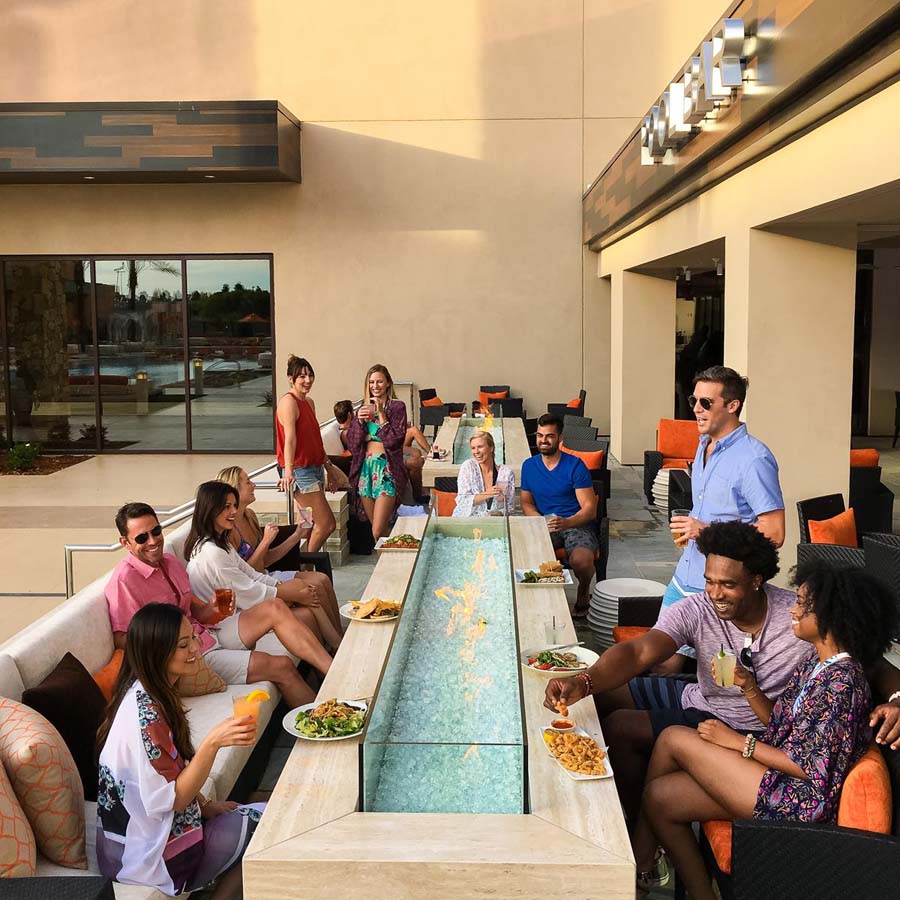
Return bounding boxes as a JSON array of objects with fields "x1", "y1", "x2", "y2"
[{"x1": 105, "y1": 552, "x2": 217, "y2": 654}]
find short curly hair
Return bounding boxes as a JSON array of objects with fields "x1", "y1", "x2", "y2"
[
  {"x1": 695, "y1": 520, "x2": 779, "y2": 582},
  {"x1": 792, "y1": 561, "x2": 899, "y2": 667}
]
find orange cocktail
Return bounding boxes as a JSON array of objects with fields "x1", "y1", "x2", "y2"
[{"x1": 232, "y1": 689, "x2": 269, "y2": 725}]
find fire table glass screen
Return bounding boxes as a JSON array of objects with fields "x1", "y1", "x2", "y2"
[
  {"x1": 452, "y1": 416, "x2": 506, "y2": 464},
  {"x1": 361, "y1": 516, "x2": 526, "y2": 813}
]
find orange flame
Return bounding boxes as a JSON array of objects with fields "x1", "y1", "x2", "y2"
[
  {"x1": 472, "y1": 527, "x2": 482, "y2": 542},
  {"x1": 488, "y1": 555, "x2": 497, "y2": 571},
  {"x1": 463, "y1": 744, "x2": 480, "y2": 761}
]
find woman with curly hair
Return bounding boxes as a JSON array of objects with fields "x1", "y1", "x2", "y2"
[
  {"x1": 97, "y1": 603, "x2": 264, "y2": 898},
  {"x1": 633, "y1": 559, "x2": 899, "y2": 899}
]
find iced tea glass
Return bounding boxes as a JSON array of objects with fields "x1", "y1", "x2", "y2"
[{"x1": 214, "y1": 588, "x2": 234, "y2": 617}]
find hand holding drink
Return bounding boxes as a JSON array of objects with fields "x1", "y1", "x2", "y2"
[
  {"x1": 213, "y1": 588, "x2": 235, "y2": 619},
  {"x1": 670, "y1": 509, "x2": 691, "y2": 547},
  {"x1": 232, "y1": 689, "x2": 269, "y2": 738}
]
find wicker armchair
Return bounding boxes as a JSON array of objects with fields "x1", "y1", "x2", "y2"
[
  {"x1": 547, "y1": 388, "x2": 586, "y2": 418},
  {"x1": 563, "y1": 414, "x2": 592, "y2": 428},
  {"x1": 643, "y1": 419, "x2": 700, "y2": 504},
  {"x1": 561, "y1": 437, "x2": 610, "y2": 515},
  {"x1": 796, "y1": 494, "x2": 848, "y2": 543}
]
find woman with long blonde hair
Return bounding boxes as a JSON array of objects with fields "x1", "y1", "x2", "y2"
[{"x1": 344, "y1": 363, "x2": 409, "y2": 539}]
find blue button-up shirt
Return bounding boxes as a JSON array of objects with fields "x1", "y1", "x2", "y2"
[{"x1": 675, "y1": 423, "x2": 784, "y2": 588}]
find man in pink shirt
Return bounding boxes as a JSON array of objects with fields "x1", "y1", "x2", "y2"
[{"x1": 105, "y1": 502, "x2": 331, "y2": 707}]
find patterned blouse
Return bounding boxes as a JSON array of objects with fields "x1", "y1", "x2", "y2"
[
  {"x1": 754, "y1": 655, "x2": 872, "y2": 823},
  {"x1": 453, "y1": 457, "x2": 515, "y2": 516},
  {"x1": 346, "y1": 399, "x2": 409, "y2": 515}
]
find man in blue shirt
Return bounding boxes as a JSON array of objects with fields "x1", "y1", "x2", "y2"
[
  {"x1": 664, "y1": 366, "x2": 784, "y2": 667},
  {"x1": 521, "y1": 414, "x2": 598, "y2": 616}
]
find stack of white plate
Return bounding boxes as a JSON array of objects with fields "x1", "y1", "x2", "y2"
[
  {"x1": 587, "y1": 578, "x2": 668, "y2": 648},
  {"x1": 651, "y1": 469, "x2": 670, "y2": 513}
]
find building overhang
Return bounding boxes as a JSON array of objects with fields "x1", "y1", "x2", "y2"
[
  {"x1": 583, "y1": 0, "x2": 900, "y2": 251},
  {"x1": 0, "y1": 100, "x2": 301, "y2": 184}
]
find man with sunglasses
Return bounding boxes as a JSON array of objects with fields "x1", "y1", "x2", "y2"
[
  {"x1": 105, "y1": 502, "x2": 325, "y2": 707},
  {"x1": 662, "y1": 366, "x2": 785, "y2": 671}
]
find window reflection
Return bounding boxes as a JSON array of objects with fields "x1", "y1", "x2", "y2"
[
  {"x1": 93, "y1": 259, "x2": 186, "y2": 450},
  {"x1": 4, "y1": 260, "x2": 95, "y2": 449},
  {"x1": 187, "y1": 260, "x2": 274, "y2": 451}
]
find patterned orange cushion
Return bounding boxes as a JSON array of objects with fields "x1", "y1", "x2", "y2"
[
  {"x1": 837, "y1": 744, "x2": 892, "y2": 833},
  {"x1": 850, "y1": 448, "x2": 880, "y2": 467},
  {"x1": 701, "y1": 820, "x2": 732, "y2": 874},
  {"x1": 612, "y1": 626, "x2": 650, "y2": 643},
  {"x1": 0, "y1": 699, "x2": 86, "y2": 868},
  {"x1": 422, "y1": 396, "x2": 443, "y2": 407},
  {"x1": 0, "y1": 760, "x2": 36, "y2": 877},
  {"x1": 176, "y1": 656, "x2": 226, "y2": 697},
  {"x1": 92, "y1": 649, "x2": 123, "y2": 702},
  {"x1": 808, "y1": 508, "x2": 857, "y2": 547},
  {"x1": 657, "y1": 419, "x2": 700, "y2": 460},
  {"x1": 560, "y1": 444, "x2": 604, "y2": 471}
]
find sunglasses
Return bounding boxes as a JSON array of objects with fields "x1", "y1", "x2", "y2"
[
  {"x1": 132, "y1": 524, "x2": 163, "y2": 545},
  {"x1": 688, "y1": 395, "x2": 717, "y2": 411},
  {"x1": 740, "y1": 645, "x2": 754, "y2": 674}
]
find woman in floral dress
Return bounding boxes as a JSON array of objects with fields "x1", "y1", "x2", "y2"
[
  {"x1": 97, "y1": 603, "x2": 264, "y2": 898},
  {"x1": 633, "y1": 561, "x2": 899, "y2": 900}
]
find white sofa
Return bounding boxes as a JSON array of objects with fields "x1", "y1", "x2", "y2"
[{"x1": 0, "y1": 521, "x2": 282, "y2": 898}]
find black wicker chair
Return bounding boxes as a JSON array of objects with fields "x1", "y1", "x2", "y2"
[
  {"x1": 562, "y1": 423, "x2": 599, "y2": 442},
  {"x1": 268, "y1": 527, "x2": 334, "y2": 581},
  {"x1": 849, "y1": 465, "x2": 895, "y2": 535},
  {"x1": 894, "y1": 390, "x2": 900, "y2": 449},
  {"x1": 796, "y1": 541, "x2": 865, "y2": 569},
  {"x1": 563, "y1": 414, "x2": 592, "y2": 428},
  {"x1": 561, "y1": 437, "x2": 610, "y2": 515},
  {"x1": 547, "y1": 388, "x2": 586, "y2": 418},
  {"x1": 419, "y1": 402, "x2": 449, "y2": 439},
  {"x1": 796, "y1": 494, "x2": 849, "y2": 543}
]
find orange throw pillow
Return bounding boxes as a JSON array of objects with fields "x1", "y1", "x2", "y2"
[
  {"x1": 0, "y1": 760, "x2": 36, "y2": 877},
  {"x1": 0, "y1": 699, "x2": 86, "y2": 869},
  {"x1": 566, "y1": 397, "x2": 582, "y2": 408},
  {"x1": 176, "y1": 656, "x2": 226, "y2": 697},
  {"x1": 850, "y1": 448, "x2": 880, "y2": 467},
  {"x1": 422, "y1": 396, "x2": 443, "y2": 407},
  {"x1": 560, "y1": 444, "x2": 604, "y2": 471},
  {"x1": 93, "y1": 650, "x2": 124, "y2": 702},
  {"x1": 478, "y1": 389, "x2": 508, "y2": 409},
  {"x1": 837, "y1": 744, "x2": 892, "y2": 833},
  {"x1": 808, "y1": 508, "x2": 857, "y2": 547},
  {"x1": 657, "y1": 418, "x2": 700, "y2": 460}
]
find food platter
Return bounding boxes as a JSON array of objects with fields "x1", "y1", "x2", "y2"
[
  {"x1": 375, "y1": 534, "x2": 421, "y2": 554},
  {"x1": 514, "y1": 568, "x2": 574, "y2": 587},
  {"x1": 520, "y1": 645, "x2": 599, "y2": 676},
  {"x1": 283, "y1": 699, "x2": 368, "y2": 741},
  {"x1": 340, "y1": 599, "x2": 401, "y2": 622},
  {"x1": 542, "y1": 725, "x2": 613, "y2": 781}
]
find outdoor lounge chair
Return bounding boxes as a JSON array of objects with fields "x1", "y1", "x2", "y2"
[
  {"x1": 547, "y1": 388, "x2": 586, "y2": 418},
  {"x1": 643, "y1": 418, "x2": 700, "y2": 504}
]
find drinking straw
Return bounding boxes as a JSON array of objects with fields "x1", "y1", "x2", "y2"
[{"x1": 720, "y1": 642, "x2": 724, "y2": 654}]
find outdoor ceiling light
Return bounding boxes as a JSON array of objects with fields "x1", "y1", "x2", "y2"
[
  {"x1": 204, "y1": 174, "x2": 216, "y2": 179},
  {"x1": 713, "y1": 258, "x2": 724, "y2": 276},
  {"x1": 684, "y1": 267, "x2": 692, "y2": 282},
  {"x1": 83, "y1": 175, "x2": 95, "y2": 180}
]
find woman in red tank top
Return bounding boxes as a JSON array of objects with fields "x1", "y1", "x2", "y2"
[{"x1": 275, "y1": 356, "x2": 339, "y2": 551}]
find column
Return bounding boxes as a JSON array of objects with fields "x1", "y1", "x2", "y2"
[
  {"x1": 609, "y1": 269, "x2": 675, "y2": 464},
  {"x1": 582, "y1": 248, "x2": 611, "y2": 434},
  {"x1": 725, "y1": 228, "x2": 857, "y2": 576}
]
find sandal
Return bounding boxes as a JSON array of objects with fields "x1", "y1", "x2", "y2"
[{"x1": 572, "y1": 602, "x2": 590, "y2": 620}]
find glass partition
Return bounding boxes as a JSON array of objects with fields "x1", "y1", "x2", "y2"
[
  {"x1": 93, "y1": 259, "x2": 186, "y2": 450},
  {"x1": 4, "y1": 260, "x2": 96, "y2": 449},
  {"x1": 361, "y1": 516, "x2": 526, "y2": 814},
  {"x1": 187, "y1": 259, "x2": 273, "y2": 451},
  {"x1": 452, "y1": 416, "x2": 505, "y2": 464}
]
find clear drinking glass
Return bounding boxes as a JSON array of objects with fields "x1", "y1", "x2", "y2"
[{"x1": 670, "y1": 508, "x2": 691, "y2": 547}]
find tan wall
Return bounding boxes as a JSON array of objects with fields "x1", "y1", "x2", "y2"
[
  {"x1": 0, "y1": 0, "x2": 727, "y2": 431},
  {"x1": 869, "y1": 249, "x2": 900, "y2": 436}
]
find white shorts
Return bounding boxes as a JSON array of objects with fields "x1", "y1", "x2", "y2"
[{"x1": 203, "y1": 612, "x2": 299, "y2": 685}]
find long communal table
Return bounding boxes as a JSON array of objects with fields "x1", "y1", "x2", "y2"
[
  {"x1": 421, "y1": 415, "x2": 531, "y2": 488},
  {"x1": 244, "y1": 515, "x2": 633, "y2": 900}
]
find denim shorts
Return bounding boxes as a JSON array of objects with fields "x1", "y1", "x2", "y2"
[{"x1": 277, "y1": 464, "x2": 325, "y2": 493}]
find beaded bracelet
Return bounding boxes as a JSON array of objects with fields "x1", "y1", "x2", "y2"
[
  {"x1": 577, "y1": 672, "x2": 593, "y2": 696},
  {"x1": 741, "y1": 733, "x2": 757, "y2": 759}
]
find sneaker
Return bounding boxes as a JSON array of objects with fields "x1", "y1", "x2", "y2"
[{"x1": 636, "y1": 848, "x2": 670, "y2": 890}]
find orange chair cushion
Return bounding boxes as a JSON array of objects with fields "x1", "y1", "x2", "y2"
[
  {"x1": 657, "y1": 419, "x2": 700, "y2": 460},
  {"x1": 566, "y1": 397, "x2": 582, "y2": 408},
  {"x1": 808, "y1": 508, "x2": 857, "y2": 547},
  {"x1": 478, "y1": 390, "x2": 508, "y2": 409},
  {"x1": 449, "y1": 411, "x2": 464, "y2": 418},
  {"x1": 92, "y1": 649, "x2": 123, "y2": 702},
  {"x1": 0, "y1": 699, "x2": 86, "y2": 869},
  {"x1": 837, "y1": 744, "x2": 892, "y2": 833},
  {"x1": 661, "y1": 457, "x2": 693, "y2": 469},
  {"x1": 701, "y1": 820, "x2": 733, "y2": 874},
  {"x1": 613, "y1": 626, "x2": 650, "y2": 643},
  {"x1": 422, "y1": 396, "x2": 443, "y2": 407},
  {"x1": 0, "y1": 759, "x2": 36, "y2": 877},
  {"x1": 850, "y1": 448, "x2": 880, "y2": 467},
  {"x1": 560, "y1": 444, "x2": 604, "y2": 471},
  {"x1": 432, "y1": 489, "x2": 458, "y2": 516}
]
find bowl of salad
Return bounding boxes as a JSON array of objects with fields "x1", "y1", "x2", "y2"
[
  {"x1": 283, "y1": 698, "x2": 368, "y2": 740},
  {"x1": 520, "y1": 646, "x2": 599, "y2": 677}
]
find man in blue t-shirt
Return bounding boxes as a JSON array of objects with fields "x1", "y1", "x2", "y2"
[{"x1": 520, "y1": 414, "x2": 598, "y2": 616}]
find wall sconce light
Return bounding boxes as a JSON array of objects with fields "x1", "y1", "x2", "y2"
[
  {"x1": 683, "y1": 267, "x2": 692, "y2": 283},
  {"x1": 192, "y1": 359, "x2": 203, "y2": 370},
  {"x1": 135, "y1": 370, "x2": 148, "y2": 381},
  {"x1": 713, "y1": 258, "x2": 724, "y2": 277}
]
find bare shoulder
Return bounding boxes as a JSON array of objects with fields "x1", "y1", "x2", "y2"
[{"x1": 277, "y1": 393, "x2": 299, "y2": 419}]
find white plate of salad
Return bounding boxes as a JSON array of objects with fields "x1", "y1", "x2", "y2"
[
  {"x1": 283, "y1": 698, "x2": 368, "y2": 741},
  {"x1": 520, "y1": 646, "x2": 599, "y2": 676}
]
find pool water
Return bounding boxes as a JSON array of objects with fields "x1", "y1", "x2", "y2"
[
  {"x1": 362, "y1": 519, "x2": 525, "y2": 814},
  {"x1": 452, "y1": 417, "x2": 505, "y2": 464}
]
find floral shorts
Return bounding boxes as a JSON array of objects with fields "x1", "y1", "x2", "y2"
[{"x1": 359, "y1": 454, "x2": 396, "y2": 500}]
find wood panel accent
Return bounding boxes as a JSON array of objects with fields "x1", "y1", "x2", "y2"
[
  {"x1": 0, "y1": 101, "x2": 300, "y2": 183},
  {"x1": 244, "y1": 515, "x2": 633, "y2": 900},
  {"x1": 583, "y1": 0, "x2": 900, "y2": 248}
]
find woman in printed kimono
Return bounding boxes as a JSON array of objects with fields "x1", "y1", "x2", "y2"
[
  {"x1": 453, "y1": 430, "x2": 515, "y2": 517},
  {"x1": 96, "y1": 603, "x2": 264, "y2": 898},
  {"x1": 632, "y1": 562, "x2": 899, "y2": 899}
]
